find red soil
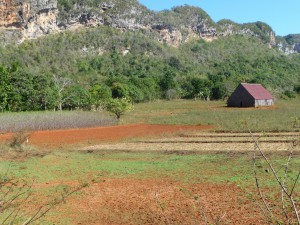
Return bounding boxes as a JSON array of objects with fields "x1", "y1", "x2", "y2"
[
  {"x1": 0, "y1": 124, "x2": 213, "y2": 148},
  {"x1": 45, "y1": 178, "x2": 265, "y2": 225}
]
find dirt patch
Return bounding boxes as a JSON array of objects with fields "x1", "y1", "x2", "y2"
[
  {"x1": 211, "y1": 105, "x2": 278, "y2": 111},
  {"x1": 0, "y1": 124, "x2": 213, "y2": 149},
  {"x1": 47, "y1": 178, "x2": 265, "y2": 225}
]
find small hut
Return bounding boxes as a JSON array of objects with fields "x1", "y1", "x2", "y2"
[{"x1": 227, "y1": 83, "x2": 274, "y2": 107}]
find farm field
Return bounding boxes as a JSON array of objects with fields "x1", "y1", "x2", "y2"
[
  {"x1": 122, "y1": 98, "x2": 300, "y2": 132},
  {"x1": 84, "y1": 131, "x2": 300, "y2": 152},
  {"x1": 0, "y1": 149, "x2": 299, "y2": 224},
  {"x1": 0, "y1": 98, "x2": 299, "y2": 134},
  {"x1": 0, "y1": 99, "x2": 299, "y2": 224}
]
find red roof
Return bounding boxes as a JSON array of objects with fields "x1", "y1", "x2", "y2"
[{"x1": 241, "y1": 83, "x2": 274, "y2": 99}]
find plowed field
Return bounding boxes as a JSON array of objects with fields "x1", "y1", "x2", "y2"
[
  {"x1": 0, "y1": 123, "x2": 298, "y2": 224},
  {"x1": 84, "y1": 132, "x2": 300, "y2": 152},
  {"x1": 46, "y1": 178, "x2": 265, "y2": 225}
]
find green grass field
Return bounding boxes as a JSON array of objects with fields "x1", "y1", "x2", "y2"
[
  {"x1": 2, "y1": 151, "x2": 299, "y2": 189},
  {"x1": 0, "y1": 98, "x2": 299, "y2": 133},
  {"x1": 123, "y1": 98, "x2": 300, "y2": 132},
  {"x1": 0, "y1": 151, "x2": 299, "y2": 224}
]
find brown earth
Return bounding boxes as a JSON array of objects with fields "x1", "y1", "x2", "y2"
[
  {"x1": 211, "y1": 105, "x2": 278, "y2": 111},
  {"x1": 42, "y1": 178, "x2": 265, "y2": 225},
  {"x1": 0, "y1": 124, "x2": 213, "y2": 148},
  {"x1": 0, "y1": 123, "x2": 293, "y2": 224}
]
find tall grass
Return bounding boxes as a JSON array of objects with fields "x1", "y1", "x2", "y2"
[{"x1": 0, "y1": 111, "x2": 117, "y2": 132}]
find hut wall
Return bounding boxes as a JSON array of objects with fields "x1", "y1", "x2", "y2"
[
  {"x1": 227, "y1": 85, "x2": 255, "y2": 107},
  {"x1": 255, "y1": 99, "x2": 274, "y2": 107}
]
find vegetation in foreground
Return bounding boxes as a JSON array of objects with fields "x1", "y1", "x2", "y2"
[
  {"x1": 0, "y1": 98, "x2": 298, "y2": 223},
  {"x1": 0, "y1": 150, "x2": 298, "y2": 224}
]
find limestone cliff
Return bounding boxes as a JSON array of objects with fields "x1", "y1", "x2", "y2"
[
  {"x1": 276, "y1": 34, "x2": 300, "y2": 54},
  {"x1": 0, "y1": 0, "x2": 298, "y2": 53},
  {"x1": 0, "y1": 0, "x2": 56, "y2": 26},
  {"x1": 0, "y1": 0, "x2": 58, "y2": 43}
]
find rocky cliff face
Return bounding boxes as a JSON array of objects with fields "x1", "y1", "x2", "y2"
[
  {"x1": 276, "y1": 34, "x2": 300, "y2": 54},
  {"x1": 0, "y1": 0, "x2": 19, "y2": 27},
  {"x1": 0, "y1": 0, "x2": 58, "y2": 43},
  {"x1": 0, "y1": 0, "x2": 57, "y2": 27},
  {"x1": 0, "y1": 0, "x2": 299, "y2": 53}
]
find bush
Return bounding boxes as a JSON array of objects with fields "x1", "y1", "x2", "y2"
[
  {"x1": 283, "y1": 90, "x2": 296, "y2": 99},
  {"x1": 165, "y1": 89, "x2": 178, "y2": 100},
  {"x1": 9, "y1": 131, "x2": 30, "y2": 152},
  {"x1": 106, "y1": 97, "x2": 133, "y2": 119},
  {"x1": 294, "y1": 84, "x2": 300, "y2": 94}
]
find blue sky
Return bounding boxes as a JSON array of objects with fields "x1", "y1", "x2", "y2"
[{"x1": 138, "y1": 0, "x2": 300, "y2": 36}]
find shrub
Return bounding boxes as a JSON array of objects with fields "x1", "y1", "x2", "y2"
[
  {"x1": 106, "y1": 97, "x2": 133, "y2": 120},
  {"x1": 165, "y1": 89, "x2": 178, "y2": 100}
]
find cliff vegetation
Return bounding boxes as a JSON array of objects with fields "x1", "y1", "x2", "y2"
[{"x1": 0, "y1": 0, "x2": 299, "y2": 112}]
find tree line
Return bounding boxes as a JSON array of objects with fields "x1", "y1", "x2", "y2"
[
  {"x1": 1, "y1": 27, "x2": 300, "y2": 113},
  {"x1": 0, "y1": 62, "x2": 228, "y2": 112}
]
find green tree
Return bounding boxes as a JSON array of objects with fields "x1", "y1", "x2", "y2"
[
  {"x1": 294, "y1": 84, "x2": 300, "y2": 94},
  {"x1": 89, "y1": 84, "x2": 112, "y2": 110},
  {"x1": 110, "y1": 82, "x2": 130, "y2": 99},
  {"x1": 65, "y1": 85, "x2": 91, "y2": 110},
  {"x1": 211, "y1": 82, "x2": 228, "y2": 100},
  {"x1": 159, "y1": 67, "x2": 177, "y2": 92},
  {"x1": 0, "y1": 65, "x2": 21, "y2": 111},
  {"x1": 106, "y1": 97, "x2": 133, "y2": 120},
  {"x1": 180, "y1": 76, "x2": 211, "y2": 99}
]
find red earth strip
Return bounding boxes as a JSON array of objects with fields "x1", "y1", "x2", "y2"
[{"x1": 0, "y1": 124, "x2": 213, "y2": 148}]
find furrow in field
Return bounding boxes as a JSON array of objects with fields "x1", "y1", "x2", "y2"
[
  {"x1": 138, "y1": 140, "x2": 297, "y2": 144},
  {"x1": 181, "y1": 132, "x2": 300, "y2": 138},
  {"x1": 83, "y1": 142, "x2": 296, "y2": 152},
  {"x1": 137, "y1": 135, "x2": 299, "y2": 143}
]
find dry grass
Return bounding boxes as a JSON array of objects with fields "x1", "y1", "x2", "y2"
[
  {"x1": 0, "y1": 111, "x2": 117, "y2": 132},
  {"x1": 0, "y1": 131, "x2": 49, "y2": 160},
  {"x1": 83, "y1": 132, "x2": 300, "y2": 153}
]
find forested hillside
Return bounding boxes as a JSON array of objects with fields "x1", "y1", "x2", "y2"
[{"x1": 0, "y1": 1, "x2": 300, "y2": 112}]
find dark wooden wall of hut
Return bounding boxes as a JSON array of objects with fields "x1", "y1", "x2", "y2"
[{"x1": 227, "y1": 84, "x2": 255, "y2": 107}]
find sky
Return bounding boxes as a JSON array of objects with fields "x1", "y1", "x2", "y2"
[{"x1": 138, "y1": 0, "x2": 300, "y2": 36}]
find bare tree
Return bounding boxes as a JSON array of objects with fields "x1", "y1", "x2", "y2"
[
  {"x1": 0, "y1": 175, "x2": 87, "y2": 224},
  {"x1": 250, "y1": 130, "x2": 300, "y2": 224},
  {"x1": 52, "y1": 75, "x2": 72, "y2": 111}
]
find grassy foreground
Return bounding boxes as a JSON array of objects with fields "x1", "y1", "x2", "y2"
[
  {"x1": 0, "y1": 98, "x2": 298, "y2": 223},
  {"x1": 2, "y1": 151, "x2": 299, "y2": 187},
  {"x1": 122, "y1": 98, "x2": 300, "y2": 132},
  {"x1": 0, "y1": 151, "x2": 299, "y2": 224}
]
